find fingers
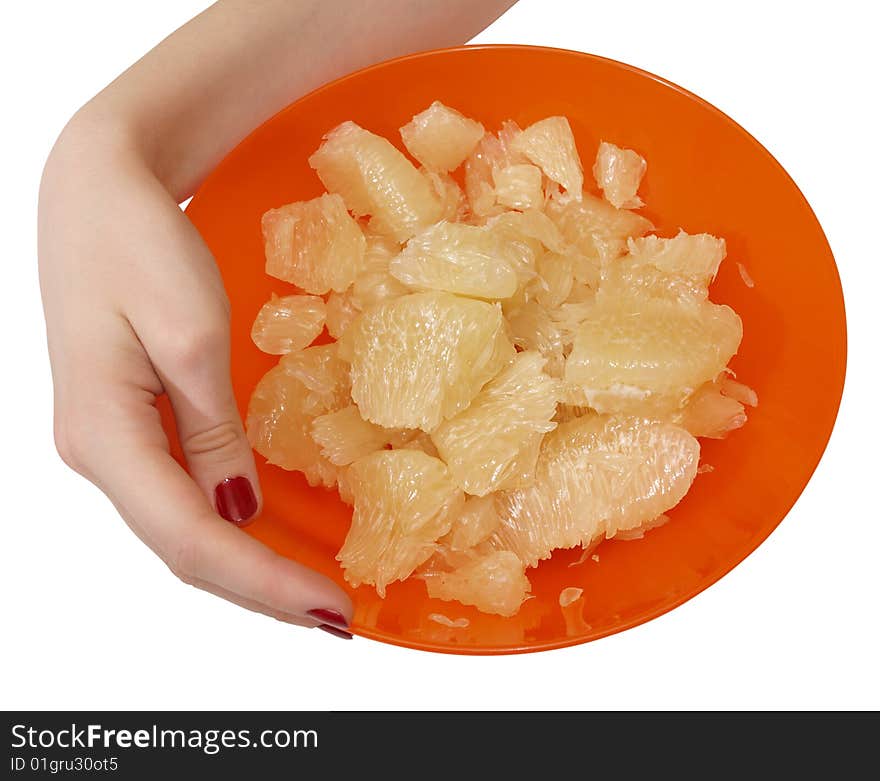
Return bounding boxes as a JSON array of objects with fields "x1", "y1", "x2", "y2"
[
  {"x1": 93, "y1": 401, "x2": 354, "y2": 630},
  {"x1": 52, "y1": 320, "x2": 353, "y2": 633}
]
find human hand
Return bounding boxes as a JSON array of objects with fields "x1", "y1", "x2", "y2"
[
  {"x1": 38, "y1": 0, "x2": 515, "y2": 637},
  {"x1": 39, "y1": 117, "x2": 353, "y2": 635}
]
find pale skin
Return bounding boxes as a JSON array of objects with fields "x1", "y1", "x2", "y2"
[{"x1": 39, "y1": 0, "x2": 516, "y2": 636}]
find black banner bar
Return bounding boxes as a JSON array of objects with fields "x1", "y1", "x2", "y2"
[{"x1": 2, "y1": 712, "x2": 876, "y2": 776}]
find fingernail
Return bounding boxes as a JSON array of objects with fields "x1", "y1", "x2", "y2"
[
  {"x1": 307, "y1": 608, "x2": 349, "y2": 630},
  {"x1": 316, "y1": 624, "x2": 353, "y2": 640},
  {"x1": 215, "y1": 476, "x2": 258, "y2": 526}
]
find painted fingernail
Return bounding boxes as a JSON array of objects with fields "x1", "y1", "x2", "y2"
[
  {"x1": 316, "y1": 624, "x2": 353, "y2": 640},
  {"x1": 307, "y1": 609, "x2": 349, "y2": 630},
  {"x1": 215, "y1": 476, "x2": 258, "y2": 526}
]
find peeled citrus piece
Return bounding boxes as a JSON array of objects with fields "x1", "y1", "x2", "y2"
[
  {"x1": 719, "y1": 376, "x2": 758, "y2": 407},
  {"x1": 511, "y1": 116, "x2": 583, "y2": 198},
  {"x1": 614, "y1": 513, "x2": 671, "y2": 541},
  {"x1": 250, "y1": 293, "x2": 326, "y2": 355},
  {"x1": 531, "y1": 252, "x2": 575, "y2": 309},
  {"x1": 443, "y1": 495, "x2": 501, "y2": 551},
  {"x1": 674, "y1": 376, "x2": 757, "y2": 439},
  {"x1": 309, "y1": 121, "x2": 442, "y2": 242},
  {"x1": 600, "y1": 260, "x2": 707, "y2": 306},
  {"x1": 675, "y1": 382, "x2": 747, "y2": 439},
  {"x1": 246, "y1": 363, "x2": 339, "y2": 488},
  {"x1": 390, "y1": 220, "x2": 519, "y2": 298},
  {"x1": 506, "y1": 301, "x2": 565, "y2": 377},
  {"x1": 425, "y1": 550, "x2": 531, "y2": 617},
  {"x1": 262, "y1": 193, "x2": 365, "y2": 294},
  {"x1": 463, "y1": 123, "x2": 526, "y2": 217},
  {"x1": 546, "y1": 191, "x2": 653, "y2": 265},
  {"x1": 351, "y1": 269, "x2": 411, "y2": 311},
  {"x1": 487, "y1": 209, "x2": 567, "y2": 254},
  {"x1": 395, "y1": 430, "x2": 440, "y2": 458},
  {"x1": 362, "y1": 231, "x2": 402, "y2": 268},
  {"x1": 492, "y1": 415, "x2": 700, "y2": 566},
  {"x1": 423, "y1": 169, "x2": 468, "y2": 222},
  {"x1": 344, "y1": 291, "x2": 514, "y2": 430},
  {"x1": 280, "y1": 342, "x2": 351, "y2": 416},
  {"x1": 564, "y1": 294, "x2": 742, "y2": 408},
  {"x1": 311, "y1": 404, "x2": 392, "y2": 465},
  {"x1": 338, "y1": 449, "x2": 464, "y2": 596},
  {"x1": 626, "y1": 231, "x2": 726, "y2": 290},
  {"x1": 400, "y1": 101, "x2": 484, "y2": 172},
  {"x1": 592, "y1": 141, "x2": 647, "y2": 209},
  {"x1": 494, "y1": 163, "x2": 544, "y2": 210},
  {"x1": 433, "y1": 352, "x2": 560, "y2": 495},
  {"x1": 325, "y1": 290, "x2": 360, "y2": 339}
]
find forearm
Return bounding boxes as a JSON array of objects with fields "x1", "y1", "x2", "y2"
[{"x1": 68, "y1": 0, "x2": 513, "y2": 201}]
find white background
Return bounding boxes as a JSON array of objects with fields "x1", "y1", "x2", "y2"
[{"x1": 1, "y1": 0, "x2": 878, "y2": 710}]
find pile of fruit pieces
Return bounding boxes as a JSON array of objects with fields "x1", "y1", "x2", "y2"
[{"x1": 246, "y1": 101, "x2": 756, "y2": 617}]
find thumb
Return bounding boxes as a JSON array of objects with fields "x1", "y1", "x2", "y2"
[{"x1": 156, "y1": 323, "x2": 262, "y2": 526}]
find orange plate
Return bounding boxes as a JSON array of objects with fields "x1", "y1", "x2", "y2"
[{"x1": 173, "y1": 45, "x2": 846, "y2": 654}]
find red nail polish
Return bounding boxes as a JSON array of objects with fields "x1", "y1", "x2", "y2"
[
  {"x1": 215, "y1": 476, "x2": 257, "y2": 526},
  {"x1": 307, "y1": 608, "x2": 349, "y2": 630},
  {"x1": 316, "y1": 624, "x2": 353, "y2": 640}
]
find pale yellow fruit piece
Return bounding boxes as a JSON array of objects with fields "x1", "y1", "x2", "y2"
[
  {"x1": 325, "y1": 291, "x2": 361, "y2": 339},
  {"x1": 546, "y1": 191, "x2": 653, "y2": 264},
  {"x1": 592, "y1": 141, "x2": 647, "y2": 209},
  {"x1": 626, "y1": 231, "x2": 726, "y2": 290},
  {"x1": 674, "y1": 382, "x2": 747, "y2": 439},
  {"x1": 494, "y1": 164, "x2": 544, "y2": 210},
  {"x1": 443, "y1": 495, "x2": 500, "y2": 551},
  {"x1": 250, "y1": 293, "x2": 326, "y2": 355},
  {"x1": 362, "y1": 232, "x2": 401, "y2": 270},
  {"x1": 351, "y1": 269, "x2": 410, "y2": 311},
  {"x1": 393, "y1": 430, "x2": 440, "y2": 458},
  {"x1": 719, "y1": 376, "x2": 758, "y2": 407},
  {"x1": 246, "y1": 362, "x2": 338, "y2": 487},
  {"x1": 433, "y1": 352, "x2": 560, "y2": 495},
  {"x1": 400, "y1": 101, "x2": 485, "y2": 172},
  {"x1": 614, "y1": 513, "x2": 671, "y2": 541},
  {"x1": 565, "y1": 281, "x2": 598, "y2": 303},
  {"x1": 338, "y1": 449, "x2": 464, "y2": 596},
  {"x1": 511, "y1": 116, "x2": 584, "y2": 198},
  {"x1": 485, "y1": 210, "x2": 567, "y2": 304},
  {"x1": 463, "y1": 133, "x2": 503, "y2": 217},
  {"x1": 550, "y1": 300, "x2": 596, "y2": 349},
  {"x1": 349, "y1": 232, "x2": 410, "y2": 311},
  {"x1": 497, "y1": 119, "x2": 525, "y2": 155},
  {"x1": 565, "y1": 294, "x2": 742, "y2": 404},
  {"x1": 262, "y1": 193, "x2": 366, "y2": 294},
  {"x1": 425, "y1": 550, "x2": 531, "y2": 617},
  {"x1": 280, "y1": 342, "x2": 351, "y2": 415},
  {"x1": 463, "y1": 122, "x2": 526, "y2": 217},
  {"x1": 506, "y1": 301, "x2": 565, "y2": 377},
  {"x1": 344, "y1": 291, "x2": 514, "y2": 430},
  {"x1": 487, "y1": 208, "x2": 567, "y2": 254},
  {"x1": 311, "y1": 404, "x2": 392, "y2": 465},
  {"x1": 491, "y1": 416, "x2": 700, "y2": 566},
  {"x1": 495, "y1": 432, "x2": 546, "y2": 490},
  {"x1": 530, "y1": 252, "x2": 575, "y2": 309},
  {"x1": 423, "y1": 169, "x2": 467, "y2": 221},
  {"x1": 600, "y1": 259, "x2": 706, "y2": 306},
  {"x1": 673, "y1": 376, "x2": 757, "y2": 439},
  {"x1": 308, "y1": 121, "x2": 442, "y2": 242},
  {"x1": 390, "y1": 220, "x2": 519, "y2": 299}
]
